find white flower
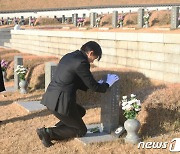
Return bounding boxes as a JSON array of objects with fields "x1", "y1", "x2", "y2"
[
  {"x1": 131, "y1": 94, "x2": 136, "y2": 98},
  {"x1": 122, "y1": 101, "x2": 128, "y2": 107},
  {"x1": 135, "y1": 108, "x2": 141, "y2": 112},
  {"x1": 128, "y1": 99, "x2": 137, "y2": 105},
  {"x1": 136, "y1": 100, "x2": 141, "y2": 106},
  {"x1": 122, "y1": 96, "x2": 127, "y2": 100},
  {"x1": 122, "y1": 104, "x2": 133, "y2": 111}
]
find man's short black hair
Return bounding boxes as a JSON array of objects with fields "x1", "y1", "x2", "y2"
[{"x1": 80, "y1": 41, "x2": 102, "y2": 61}]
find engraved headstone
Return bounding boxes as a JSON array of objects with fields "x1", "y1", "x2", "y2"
[
  {"x1": 101, "y1": 79, "x2": 120, "y2": 133},
  {"x1": 45, "y1": 62, "x2": 57, "y2": 91},
  {"x1": 72, "y1": 14, "x2": 74, "y2": 23},
  {"x1": 137, "y1": 8, "x2": 144, "y2": 28},
  {"x1": 171, "y1": 6, "x2": 179, "y2": 29},
  {"x1": 62, "y1": 15, "x2": 65, "y2": 23},
  {"x1": 83, "y1": 13, "x2": 86, "y2": 18},
  {"x1": 14, "y1": 56, "x2": 23, "y2": 91},
  {"x1": 112, "y1": 11, "x2": 118, "y2": 28},
  {"x1": 74, "y1": 13, "x2": 78, "y2": 27},
  {"x1": 90, "y1": 12, "x2": 96, "y2": 27}
]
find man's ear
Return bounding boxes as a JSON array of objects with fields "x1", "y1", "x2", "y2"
[{"x1": 89, "y1": 50, "x2": 94, "y2": 56}]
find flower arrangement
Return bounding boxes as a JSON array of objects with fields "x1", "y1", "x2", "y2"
[
  {"x1": 122, "y1": 94, "x2": 141, "y2": 119},
  {"x1": 143, "y1": 13, "x2": 150, "y2": 24},
  {"x1": 95, "y1": 16, "x2": 102, "y2": 27},
  {"x1": 1, "y1": 59, "x2": 8, "y2": 72},
  {"x1": 77, "y1": 18, "x2": 84, "y2": 27},
  {"x1": 118, "y1": 15, "x2": 125, "y2": 24},
  {"x1": 15, "y1": 65, "x2": 28, "y2": 80}
]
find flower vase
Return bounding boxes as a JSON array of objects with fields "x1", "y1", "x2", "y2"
[
  {"x1": 124, "y1": 119, "x2": 141, "y2": 144},
  {"x1": 2, "y1": 71, "x2": 7, "y2": 82},
  {"x1": 145, "y1": 22, "x2": 149, "y2": 28},
  {"x1": 19, "y1": 79, "x2": 27, "y2": 94},
  {"x1": 120, "y1": 22, "x2": 123, "y2": 28}
]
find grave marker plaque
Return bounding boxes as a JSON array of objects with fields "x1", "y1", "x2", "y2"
[
  {"x1": 101, "y1": 79, "x2": 120, "y2": 133},
  {"x1": 90, "y1": 12, "x2": 96, "y2": 27},
  {"x1": 45, "y1": 62, "x2": 57, "y2": 91},
  {"x1": 171, "y1": 6, "x2": 179, "y2": 29},
  {"x1": 74, "y1": 13, "x2": 78, "y2": 27},
  {"x1": 137, "y1": 8, "x2": 144, "y2": 28},
  {"x1": 112, "y1": 11, "x2": 118, "y2": 28},
  {"x1": 62, "y1": 15, "x2": 65, "y2": 23}
]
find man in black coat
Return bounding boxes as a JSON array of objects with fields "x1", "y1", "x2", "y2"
[
  {"x1": 37, "y1": 41, "x2": 119, "y2": 147},
  {"x1": 0, "y1": 63, "x2": 6, "y2": 123}
]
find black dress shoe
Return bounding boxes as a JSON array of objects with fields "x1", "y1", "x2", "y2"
[{"x1": 36, "y1": 127, "x2": 53, "y2": 147}]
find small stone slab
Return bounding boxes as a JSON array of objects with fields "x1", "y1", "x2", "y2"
[
  {"x1": 16, "y1": 101, "x2": 46, "y2": 112},
  {"x1": 2, "y1": 86, "x2": 15, "y2": 93},
  {"x1": 76, "y1": 124, "x2": 117, "y2": 145},
  {"x1": 154, "y1": 28, "x2": 170, "y2": 31},
  {"x1": 122, "y1": 27, "x2": 136, "y2": 30},
  {"x1": 78, "y1": 27, "x2": 88, "y2": 30},
  {"x1": 98, "y1": 27, "x2": 110, "y2": 31},
  {"x1": 62, "y1": 27, "x2": 71, "y2": 29}
]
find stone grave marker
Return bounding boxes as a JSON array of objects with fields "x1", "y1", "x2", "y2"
[
  {"x1": 14, "y1": 56, "x2": 23, "y2": 91},
  {"x1": 90, "y1": 12, "x2": 96, "y2": 27},
  {"x1": 72, "y1": 14, "x2": 74, "y2": 23},
  {"x1": 112, "y1": 11, "x2": 118, "y2": 28},
  {"x1": 45, "y1": 62, "x2": 57, "y2": 91},
  {"x1": 62, "y1": 15, "x2": 65, "y2": 23},
  {"x1": 137, "y1": 8, "x2": 144, "y2": 28},
  {"x1": 101, "y1": 79, "x2": 120, "y2": 133},
  {"x1": 171, "y1": 6, "x2": 179, "y2": 29},
  {"x1": 74, "y1": 13, "x2": 78, "y2": 27}
]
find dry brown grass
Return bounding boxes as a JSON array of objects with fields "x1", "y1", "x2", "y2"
[{"x1": 0, "y1": 0, "x2": 178, "y2": 11}]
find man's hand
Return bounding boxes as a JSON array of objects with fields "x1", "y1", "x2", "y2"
[{"x1": 106, "y1": 74, "x2": 119, "y2": 87}]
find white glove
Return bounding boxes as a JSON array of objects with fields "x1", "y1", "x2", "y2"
[
  {"x1": 98, "y1": 79, "x2": 104, "y2": 84},
  {"x1": 106, "y1": 74, "x2": 119, "y2": 87}
]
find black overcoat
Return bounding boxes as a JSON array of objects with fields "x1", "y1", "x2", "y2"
[
  {"x1": 0, "y1": 64, "x2": 5, "y2": 92},
  {"x1": 41, "y1": 50, "x2": 109, "y2": 116}
]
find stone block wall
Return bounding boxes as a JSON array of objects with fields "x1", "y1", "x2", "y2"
[{"x1": 2, "y1": 29, "x2": 180, "y2": 83}]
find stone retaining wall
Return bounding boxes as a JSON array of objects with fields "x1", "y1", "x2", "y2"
[{"x1": 2, "y1": 29, "x2": 180, "y2": 83}]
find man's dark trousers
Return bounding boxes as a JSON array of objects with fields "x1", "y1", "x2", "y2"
[{"x1": 48, "y1": 103, "x2": 87, "y2": 140}]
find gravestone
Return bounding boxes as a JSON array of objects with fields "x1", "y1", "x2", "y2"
[
  {"x1": 74, "y1": 13, "x2": 78, "y2": 27},
  {"x1": 62, "y1": 15, "x2": 65, "y2": 23},
  {"x1": 14, "y1": 56, "x2": 23, "y2": 91},
  {"x1": 72, "y1": 14, "x2": 74, "y2": 23},
  {"x1": 171, "y1": 6, "x2": 179, "y2": 29},
  {"x1": 101, "y1": 79, "x2": 120, "y2": 133},
  {"x1": 90, "y1": 12, "x2": 96, "y2": 27},
  {"x1": 112, "y1": 11, "x2": 118, "y2": 28},
  {"x1": 83, "y1": 13, "x2": 86, "y2": 18},
  {"x1": 137, "y1": 8, "x2": 144, "y2": 28},
  {"x1": 45, "y1": 62, "x2": 57, "y2": 91}
]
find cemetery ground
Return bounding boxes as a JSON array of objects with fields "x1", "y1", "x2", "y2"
[{"x1": 0, "y1": 48, "x2": 180, "y2": 154}]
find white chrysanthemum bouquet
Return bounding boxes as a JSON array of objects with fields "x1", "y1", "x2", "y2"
[
  {"x1": 122, "y1": 94, "x2": 141, "y2": 119},
  {"x1": 15, "y1": 65, "x2": 28, "y2": 80}
]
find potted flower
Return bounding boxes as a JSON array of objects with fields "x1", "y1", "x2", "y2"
[
  {"x1": 117, "y1": 15, "x2": 125, "y2": 28},
  {"x1": 121, "y1": 94, "x2": 141, "y2": 144},
  {"x1": 95, "y1": 16, "x2": 102, "y2": 27},
  {"x1": 15, "y1": 65, "x2": 28, "y2": 94},
  {"x1": 77, "y1": 18, "x2": 84, "y2": 27},
  {"x1": 1, "y1": 59, "x2": 8, "y2": 82},
  {"x1": 143, "y1": 13, "x2": 150, "y2": 28}
]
